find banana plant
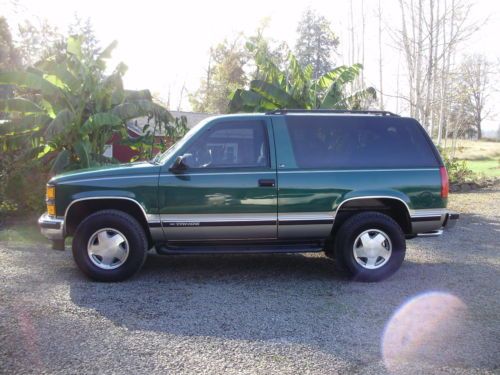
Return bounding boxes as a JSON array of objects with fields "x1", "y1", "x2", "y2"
[
  {"x1": 0, "y1": 35, "x2": 175, "y2": 174},
  {"x1": 229, "y1": 42, "x2": 376, "y2": 112}
]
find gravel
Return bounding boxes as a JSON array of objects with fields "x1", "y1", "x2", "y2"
[{"x1": 0, "y1": 187, "x2": 499, "y2": 375}]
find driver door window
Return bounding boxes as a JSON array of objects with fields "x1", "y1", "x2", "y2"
[{"x1": 183, "y1": 120, "x2": 270, "y2": 169}]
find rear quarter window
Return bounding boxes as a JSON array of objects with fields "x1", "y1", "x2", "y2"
[{"x1": 285, "y1": 116, "x2": 439, "y2": 169}]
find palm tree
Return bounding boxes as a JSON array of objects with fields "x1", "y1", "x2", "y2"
[
  {"x1": 0, "y1": 35, "x2": 176, "y2": 173},
  {"x1": 229, "y1": 43, "x2": 376, "y2": 112}
]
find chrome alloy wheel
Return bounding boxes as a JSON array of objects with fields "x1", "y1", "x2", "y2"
[
  {"x1": 87, "y1": 228, "x2": 129, "y2": 270},
  {"x1": 352, "y1": 229, "x2": 392, "y2": 270}
]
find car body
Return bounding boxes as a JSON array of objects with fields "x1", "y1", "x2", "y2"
[{"x1": 39, "y1": 110, "x2": 458, "y2": 281}]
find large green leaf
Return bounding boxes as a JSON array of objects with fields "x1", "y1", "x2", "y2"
[
  {"x1": 67, "y1": 36, "x2": 83, "y2": 60},
  {"x1": 317, "y1": 64, "x2": 362, "y2": 91},
  {"x1": 73, "y1": 141, "x2": 90, "y2": 168},
  {"x1": 229, "y1": 88, "x2": 281, "y2": 113},
  {"x1": 50, "y1": 149, "x2": 70, "y2": 174},
  {"x1": 342, "y1": 87, "x2": 377, "y2": 109},
  {"x1": 318, "y1": 65, "x2": 363, "y2": 109},
  {"x1": 0, "y1": 114, "x2": 51, "y2": 135},
  {"x1": 250, "y1": 80, "x2": 300, "y2": 108},
  {"x1": 36, "y1": 60, "x2": 80, "y2": 92},
  {"x1": 99, "y1": 40, "x2": 118, "y2": 59},
  {"x1": 111, "y1": 100, "x2": 174, "y2": 123},
  {"x1": 0, "y1": 98, "x2": 45, "y2": 114},
  {"x1": 45, "y1": 109, "x2": 74, "y2": 140},
  {"x1": 0, "y1": 71, "x2": 64, "y2": 97},
  {"x1": 124, "y1": 89, "x2": 152, "y2": 102},
  {"x1": 82, "y1": 112, "x2": 123, "y2": 132}
]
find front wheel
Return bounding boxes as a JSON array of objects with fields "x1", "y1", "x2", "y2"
[
  {"x1": 72, "y1": 209, "x2": 148, "y2": 282},
  {"x1": 334, "y1": 212, "x2": 406, "y2": 282}
]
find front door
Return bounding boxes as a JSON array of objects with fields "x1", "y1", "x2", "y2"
[{"x1": 158, "y1": 117, "x2": 277, "y2": 241}]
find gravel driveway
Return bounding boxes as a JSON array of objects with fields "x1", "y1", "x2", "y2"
[{"x1": 1, "y1": 187, "x2": 499, "y2": 374}]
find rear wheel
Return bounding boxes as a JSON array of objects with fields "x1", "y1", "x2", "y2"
[
  {"x1": 334, "y1": 212, "x2": 406, "y2": 282},
  {"x1": 72, "y1": 209, "x2": 148, "y2": 282}
]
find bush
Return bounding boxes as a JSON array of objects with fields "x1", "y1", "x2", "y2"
[
  {"x1": 0, "y1": 156, "x2": 47, "y2": 218},
  {"x1": 438, "y1": 147, "x2": 477, "y2": 184}
]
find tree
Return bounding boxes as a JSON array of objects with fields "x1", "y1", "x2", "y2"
[
  {"x1": 229, "y1": 43, "x2": 376, "y2": 112},
  {"x1": 0, "y1": 17, "x2": 20, "y2": 71},
  {"x1": 0, "y1": 17, "x2": 21, "y2": 119},
  {"x1": 295, "y1": 8, "x2": 339, "y2": 80},
  {"x1": 394, "y1": 0, "x2": 478, "y2": 144},
  {"x1": 456, "y1": 55, "x2": 492, "y2": 139},
  {"x1": 189, "y1": 37, "x2": 248, "y2": 113},
  {"x1": 0, "y1": 35, "x2": 175, "y2": 174},
  {"x1": 16, "y1": 19, "x2": 64, "y2": 66},
  {"x1": 68, "y1": 15, "x2": 100, "y2": 60}
]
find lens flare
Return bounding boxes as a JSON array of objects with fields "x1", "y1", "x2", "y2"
[{"x1": 382, "y1": 292, "x2": 467, "y2": 372}]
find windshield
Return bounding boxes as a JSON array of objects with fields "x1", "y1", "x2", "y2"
[{"x1": 154, "y1": 117, "x2": 214, "y2": 165}]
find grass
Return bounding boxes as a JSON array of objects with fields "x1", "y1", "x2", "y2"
[
  {"x1": 441, "y1": 139, "x2": 500, "y2": 178},
  {"x1": 466, "y1": 159, "x2": 500, "y2": 177},
  {"x1": 443, "y1": 139, "x2": 500, "y2": 161},
  {"x1": 0, "y1": 221, "x2": 48, "y2": 244}
]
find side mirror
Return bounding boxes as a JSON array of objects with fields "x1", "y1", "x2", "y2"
[{"x1": 170, "y1": 154, "x2": 191, "y2": 172}]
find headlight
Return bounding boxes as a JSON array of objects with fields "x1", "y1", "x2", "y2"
[{"x1": 46, "y1": 185, "x2": 56, "y2": 216}]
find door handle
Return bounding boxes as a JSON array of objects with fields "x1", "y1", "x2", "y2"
[{"x1": 258, "y1": 179, "x2": 275, "y2": 187}]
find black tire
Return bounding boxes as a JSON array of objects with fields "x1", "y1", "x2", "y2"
[
  {"x1": 334, "y1": 211, "x2": 406, "y2": 282},
  {"x1": 72, "y1": 209, "x2": 148, "y2": 282}
]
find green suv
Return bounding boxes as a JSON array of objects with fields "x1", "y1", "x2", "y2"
[{"x1": 39, "y1": 110, "x2": 458, "y2": 282}]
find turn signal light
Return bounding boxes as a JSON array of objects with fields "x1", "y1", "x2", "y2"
[{"x1": 47, "y1": 204, "x2": 56, "y2": 216}]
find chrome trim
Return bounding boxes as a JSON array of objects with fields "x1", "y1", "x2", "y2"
[
  {"x1": 417, "y1": 230, "x2": 443, "y2": 237},
  {"x1": 278, "y1": 212, "x2": 334, "y2": 221},
  {"x1": 64, "y1": 197, "x2": 150, "y2": 234},
  {"x1": 38, "y1": 213, "x2": 64, "y2": 240},
  {"x1": 410, "y1": 208, "x2": 449, "y2": 218},
  {"x1": 279, "y1": 168, "x2": 439, "y2": 174},
  {"x1": 59, "y1": 174, "x2": 159, "y2": 184},
  {"x1": 160, "y1": 171, "x2": 276, "y2": 177},
  {"x1": 156, "y1": 213, "x2": 276, "y2": 223},
  {"x1": 334, "y1": 196, "x2": 412, "y2": 217}
]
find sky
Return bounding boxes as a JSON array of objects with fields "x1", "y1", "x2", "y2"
[{"x1": 2, "y1": 0, "x2": 500, "y2": 132}]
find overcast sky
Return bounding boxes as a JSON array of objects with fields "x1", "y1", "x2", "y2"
[{"x1": 3, "y1": 0, "x2": 499, "y2": 131}]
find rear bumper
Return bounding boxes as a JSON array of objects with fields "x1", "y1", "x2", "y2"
[
  {"x1": 443, "y1": 212, "x2": 459, "y2": 229},
  {"x1": 38, "y1": 213, "x2": 64, "y2": 240},
  {"x1": 411, "y1": 209, "x2": 459, "y2": 236}
]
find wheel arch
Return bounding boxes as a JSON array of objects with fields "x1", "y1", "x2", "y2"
[
  {"x1": 332, "y1": 196, "x2": 412, "y2": 236},
  {"x1": 64, "y1": 197, "x2": 153, "y2": 247}
]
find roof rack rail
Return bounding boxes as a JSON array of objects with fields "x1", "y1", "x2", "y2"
[{"x1": 265, "y1": 109, "x2": 399, "y2": 117}]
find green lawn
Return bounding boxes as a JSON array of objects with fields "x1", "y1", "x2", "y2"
[
  {"x1": 465, "y1": 159, "x2": 500, "y2": 177},
  {"x1": 0, "y1": 222, "x2": 48, "y2": 244}
]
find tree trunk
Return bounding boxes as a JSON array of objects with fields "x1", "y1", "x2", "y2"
[{"x1": 378, "y1": 0, "x2": 384, "y2": 110}]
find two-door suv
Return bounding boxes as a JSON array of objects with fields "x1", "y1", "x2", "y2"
[{"x1": 39, "y1": 110, "x2": 458, "y2": 282}]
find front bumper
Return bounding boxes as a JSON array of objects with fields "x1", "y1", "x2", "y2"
[{"x1": 38, "y1": 213, "x2": 65, "y2": 240}]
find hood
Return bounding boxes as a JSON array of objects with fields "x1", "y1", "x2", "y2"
[{"x1": 49, "y1": 161, "x2": 161, "y2": 184}]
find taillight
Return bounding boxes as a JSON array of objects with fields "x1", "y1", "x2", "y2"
[{"x1": 440, "y1": 166, "x2": 449, "y2": 198}]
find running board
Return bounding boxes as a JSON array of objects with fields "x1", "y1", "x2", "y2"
[
  {"x1": 417, "y1": 229, "x2": 443, "y2": 237},
  {"x1": 156, "y1": 243, "x2": 324, "y2": 255}
]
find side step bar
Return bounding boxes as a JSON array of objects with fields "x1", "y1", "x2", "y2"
[{"x1": 156, "y1": 243, "x2": 324, "y2": 255}]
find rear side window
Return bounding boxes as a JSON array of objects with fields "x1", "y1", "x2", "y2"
[{"x1": 285, "y1": 116, "x2": 439, "y2": 169}]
